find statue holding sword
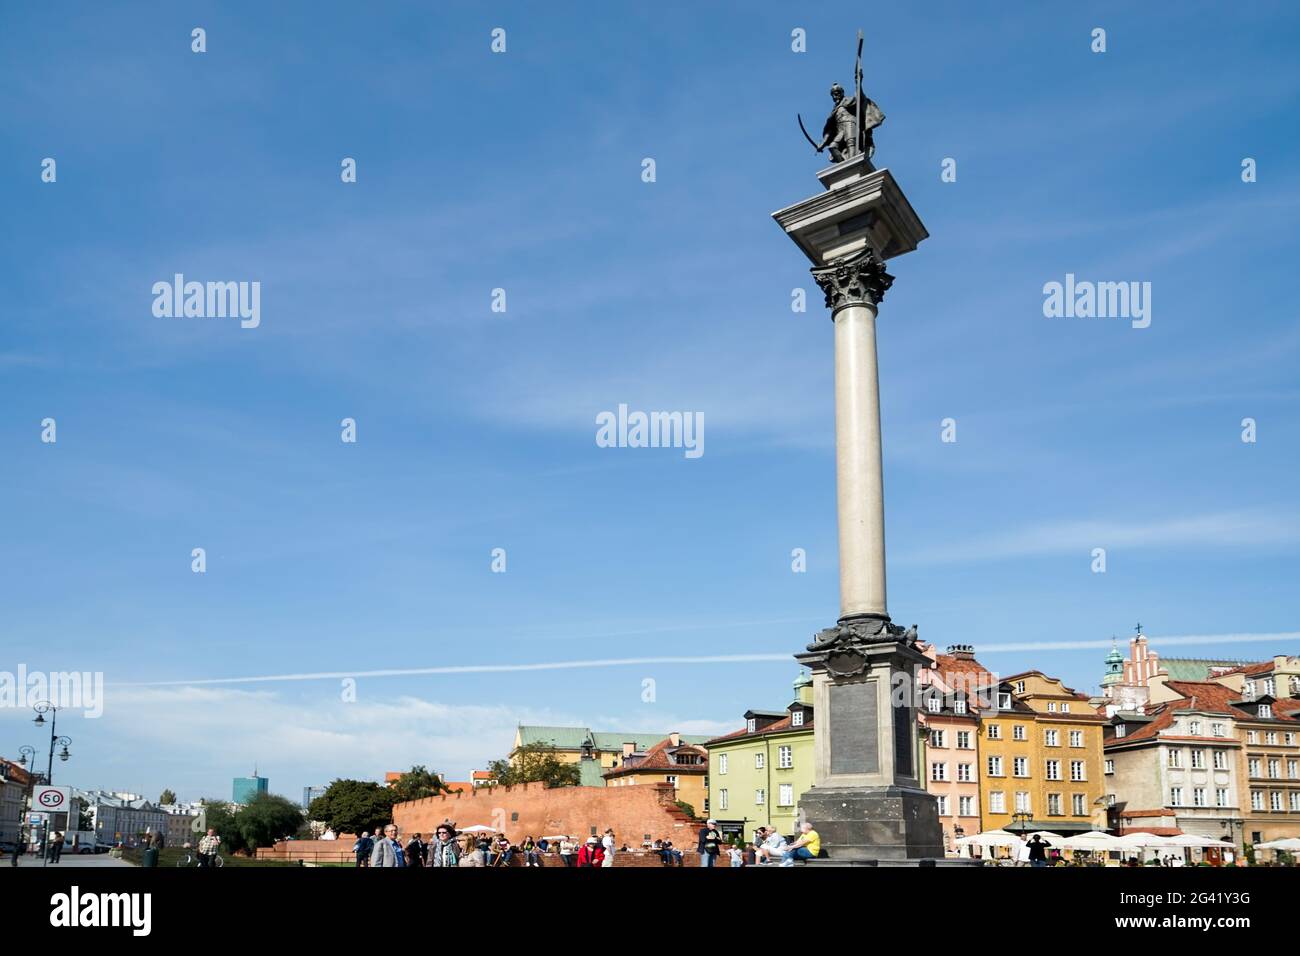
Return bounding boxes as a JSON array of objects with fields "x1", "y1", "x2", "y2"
[{"x1": 798, "y1": 30, "x2": 885, "y2": 164}]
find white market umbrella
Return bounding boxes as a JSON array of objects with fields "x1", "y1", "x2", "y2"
[
  {"x1": 956, "y1": 830, "x2": 1021, "y2": 847},
  {"x1": 1058, "y1": 831, "x2": 1123, "y2": 851},
  {"x1": 1165, "y1": 834, "x2": 1231, "y2": 848},
  {"x1": 541, "y1": 834, "x2": 570, "y2": 841},
  {"x1": 1116, "y1": 832, "x2": 1174, "y2": 848},
  {"x1": 1254, "y1": 837, "x2": 1300, "y2": 851},
  {"x1": 459, "y1": 825, "x2": 497, "y2": 834}
]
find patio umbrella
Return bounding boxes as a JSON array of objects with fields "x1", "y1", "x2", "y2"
[
  {"x1": 1165, "y1": 834, "x2": 1231, "y2": 848},
  {"x1": 955, "y1": 830, "x2": 1021, "y2": 847},
  {"x1": 458, "y1": 825, "x2": 497, "y2": 834},
  {"x1": 1253, "y1": 837, "x2": 1300, "y2": 851},
  {"x1": 1115, "y1": 832, "x2": 1173, "y2": 848},
  {"x1": 541, "y1": 834, "x2": 570, "y2": 841},
  {"x1": 1057, "y1": 831, "x2": 1122, "y2": 850}
]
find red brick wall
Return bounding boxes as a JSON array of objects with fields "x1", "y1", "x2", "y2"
[{"x1": 393, "y1": 781, "x2": 699, "y2": 847}]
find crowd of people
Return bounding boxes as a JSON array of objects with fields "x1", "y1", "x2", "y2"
[
  {"x1": 349, "y1": 823, "x2": 625, "y2": 867},
  {"x1": 342, "y1": 819, "x2": 825, "y2": 869}
]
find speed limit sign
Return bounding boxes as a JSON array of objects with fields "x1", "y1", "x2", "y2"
[{"x1": 33, "y1": 786, "x2": 71, "y2": 812}]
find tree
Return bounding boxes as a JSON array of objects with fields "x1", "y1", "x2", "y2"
[
  {"x1": 200, "y1": 800, "x2": 241, "y2": 853},
  {"x1": 308, "y1": 779, "x2": 395, "y2": 836},
  {"x1": 487, "y1": 743, "x2": 581, "y2": 789},
  {"x1": 158, "y1": 789, "x2": 177, "y2": 806},
  {"x1": 388, "y1": 765, "x2": 448, "y2": 804},
  {"x1": 235, "y1": 793, "x2": 304, "y2": 850}
]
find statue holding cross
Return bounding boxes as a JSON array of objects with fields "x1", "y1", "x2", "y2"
[{"x1": 798, "y1": 30, "x2": 885, "y2": 163}]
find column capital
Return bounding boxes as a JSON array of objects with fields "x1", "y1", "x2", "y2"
[{"x1": 811, "y1": 246, "x2": 894, "y2": 314}]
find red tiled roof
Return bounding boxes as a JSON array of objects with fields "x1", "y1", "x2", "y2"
[
  {"x1": 0, "y1": 757, "x2": 33, "y2": 786},
  {"x1": 1216, "y1": 661, "x2": 1274, "y2": 677},
  {"x1": 603, "y1": 737, "x2": 709, "y2": 778},
  {"x1": 705, "y1": 715, "x2": 813, "y2": 745}
]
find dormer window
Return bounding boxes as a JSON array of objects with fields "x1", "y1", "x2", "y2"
[
  {"x1": 791, "y1": 710, "x2": 805, "y2": 727},
  {"x1": 997, "y1": 692, "x2": 1012, "y2": 710},
  {"x1": 1114, "y1": 724, "x2": 1127, "y2": 738},
  {"x1": 746, "y1": 718, "x2": 757, "y2": 733},
  {"x1": 1259, "y1": 704, "x2": 1273, "y2": 719},
  {"x1": 953, "y1": 699, "x2": 967, "y2": 715},
  {"x1": 1264, "y1": 679, "x2": 1276, "y2": 697},
  {"x1": 927, "y1": 697, "x2": 942, "y2": 713},
  {"x1": 1189, "y1": 720, "x2": 1201, "y2": 736}
]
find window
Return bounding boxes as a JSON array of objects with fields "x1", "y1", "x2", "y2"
[
  {"x1": 1047, "y1": 793, "x2": 1062, "y2": 816},
  {"x1": 754, "y1": 789, "x2": 765, "y2": 806},
  {"x1": 1270, "y1": 791, "x2": 1283, "y2": 812},
  {"x1": 1105, "y1": 759, "x2": 1115, "y2": 775},
  {"x1": 1245, "y1": 681, "x2": 1256, "y2": 699},
  {"x1": 1264, "y1": 678, "x2": 1276, "y2": 697},
  {"x1": 778, "y1": 784, "x2": 794, "y2": 807},
  {"x1": 958, "y1": 796, "x2": 974, "y2": 816},
  {"x1": 1249, "y1": 758, "x2": 1262, "y2": 777},
  {"x1": 1045, "y1": 760, "x2": 1061, "y2": 781},
  {"x1": 1260, "y1": 704, "x2": 1273, "y2": 718},
  {"x1": 930, "y1": 729, "x2": 946, "y2": 749},
  {"x1": 1215, "y1": 788, "x2": 1228, "y2": 807},
  {"x1": 1070, "y1": 760, "x2": 1086, "y2": 782},
  {"x1": 1044, "y1": 730, "x2": 1059, "y2": 747},
  {"x1": 1013, "y1": 756, "x2": 1029, "y2": 778},
  {"x1": 1289, "y1": 759, "x2": 1298, "y2": 780},
  {"x1": 957, "y1": 763, "x2": 973, "y2": 783},
  {"x1": 1188, "y1": 720, "x2": 1201, "y2": 736},
  {"x1": 1213, "y1": 750, "x2": 1227, "y2": 770},
  {"x1": 956, "y1": 731, "x2": 972, "y2": 750},
  {"x1": 778, "y1": 745, "x2": 793, "y2": 770},
  {"x1": 791, "y1": 710, "x2": 804, "y2": 727},
  {"x1": 936, "y1": 795, "x2": 949, "y2": 816},
  {"x1": 719, "y1": 789, "x2": 728, "y2": 810},
  {"x1": 987, "y1": 756, "x2": 1003, "y2": 777},
  {"x1": 998, "y1": 692, "x2": 1012, "y2": 710},
  {"x1": 747, "y1": 718, "x2": 757, "y2": 733},
  {"x1": 1071, "y1": 793, "x2": 1085, "y2": 816},
  {"x1": 1291, "y1": 792, "x2": 1300, "y2": 812},
  {"x1": 1047, "y1": 702, "x2": 1057, "y2": 713},
  {"x1": 989, "y1": 791, "x2": 1006, "y2": 814},
  {"x1": 1286, "y1": 733, "x2": 1296, "y2": 746},
  {"x1": 987, "y1": 723, "x2": 1002, "y2": 740},
  {"x1": 954, "y1": 699, "x2": 967, "y2": 715},
  {"x1": 1062, "y1": 703, "x2": 1071, "y2": 713},
  {"x1": 1190, "y1": 749, "x2": 1205, "y2": 769},
  {"x1": 1013, "y1": 725, "x2": 1026, "y2": 741},
  {"x1": 719, "y1": 754, "x2": 728, "y2": 775},
  {"x1": 1015, "y1": 681, "x2": 1026, "y2": 694},
  {"x1": 666, "y1": 775, "x2": 679, "y2": 787},
  {"x1": 1069, "y1": 730, "x2": 1083, "y2": 748},
  {"x1": 1267, "y1": 732, "x2": 1278, "y2": 745},
  {"x1": 1251, "y1": 791, "x2": 1264, "y2": 811},
  {"x1": 1015, "y1": 791, "x2": 1031, "y2": 813},
  {"x1": 931, "y1": 762, "x2": 948, "y2": 782},
  {"x1": 1247, "y1": 731, "x2": 1259, "y2": 744},
  {"x1": 1114, "y1": 724, "x2": 1127, "y2": 738},
  {"x1": 1192, "y1": 787, "x2": 1205, "y2": 807},
  {"x1": 754, "y1": 752, "x2": 765, "y2": 770},
  {"x1": 1168, "y1": 749, "x2": 1183, "y2": 769},
  {"x1": 1170, "y1": 787, "x2": 1183, "y2": 806},
  {"x1": 927, "y1": 697, "x2": 942, "y2": 713},
  {"x1": 1268, "y1": 759, "x2": 1280, "y2": 779},
  {"x1": 1211, "y1": 722, "x2": 1225, "y2": 737}
]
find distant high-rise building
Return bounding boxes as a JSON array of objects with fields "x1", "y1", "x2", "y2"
[
  {"x1": 232, "y1": 769, "x2": 268, "y2": 805},
  {"x1": 302, "y1": 785, "x2": 327, "y2": 809}
]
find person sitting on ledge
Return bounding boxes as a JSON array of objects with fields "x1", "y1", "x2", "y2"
[{"x1": 780, "y1": 822, "x2": 821, "y2": 867}]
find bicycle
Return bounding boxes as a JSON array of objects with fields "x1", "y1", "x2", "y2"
[{"x1": 176, "y1": 851, "x2": 224, "y2": 867}]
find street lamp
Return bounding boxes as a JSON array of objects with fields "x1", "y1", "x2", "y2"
[
  {"x1": 32, "y1": 701, "x2": 71, "y2": 785},
  {"x1": 1011, "y1": 811, "x2": 1032, "y2": 836}
]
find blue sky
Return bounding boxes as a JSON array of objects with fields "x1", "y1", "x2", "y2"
[{"x1": 2, "y1": 1, "x2": 1298, "y2": 804}]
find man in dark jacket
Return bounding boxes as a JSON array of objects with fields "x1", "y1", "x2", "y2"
[
  {"x1": 1027, "y1": 834, "x2": 1052, "y2": 867},
  {"x1": 353, "y1": 831, "x2": 374, "y2": 868},
  {"x1": 697, "y1": 819, "x2": 721, "y2": 868},
  {"x1": 405, "y1": 833, "x2": 426, "y2": 868}
]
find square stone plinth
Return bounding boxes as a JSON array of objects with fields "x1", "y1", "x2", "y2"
[{"x1": 799, "y1": 785, "x2": 944, "y2": 862}]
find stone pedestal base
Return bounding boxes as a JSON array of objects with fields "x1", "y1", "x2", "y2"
[{"x1": 799, "y1": 785, "x2": 943, "y2": 861}]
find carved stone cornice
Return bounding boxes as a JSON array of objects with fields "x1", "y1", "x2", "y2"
[
  {"x1": 811, "y1": 246, "x2": 894, "y2": 314},
  {"x1": 795, "y1": 615, "x2": 919, "y2": 678}
]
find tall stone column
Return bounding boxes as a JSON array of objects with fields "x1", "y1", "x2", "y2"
[
  {"x1": 813, "y1": 249, "x2": 893, "y2": 622},
  {"x1": 773, "y1": 155, "x2": 943, "y2": 863}
]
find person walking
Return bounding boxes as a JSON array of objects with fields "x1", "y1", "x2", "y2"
[
  {"x1": 370, "y1": 824, "x2": 406, "y2": 868},
  {"x1": 576, "y1": 835, "x2": 605, "y2": 867},
  {"x1": 697, "y1": 819, "x2": 721, "y2": 868},
  {"x1": 197, "y1": 828, "x2": 221, "y2": 868},
  {"x1": 353, "y1": 831, "x2": 374, "y2": 868},
  {"x1": 559, "y1": 837, "x2": 576, "y2": 867},
  {"x1": 427, "y1": 824, "x2": 460, "y2": 868},
  {"x1": 405, "y1": 832, "x2": 426, "y2": 869},
  {"x1": 1026, "y1": 834, "x2": 1051, "y2": 868},
  {"x1": 601, "y1": 828, "x2": 616, "y2": 868},
  {"x1": 780, "y1": 822, "x2": 821, "y2": 867},
  {"x1": 10, "y1": 834, "x2": 23, "y2": 867},
  {"x1": 48, "y1": 830, "x2": 63, "y2": 864}
]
